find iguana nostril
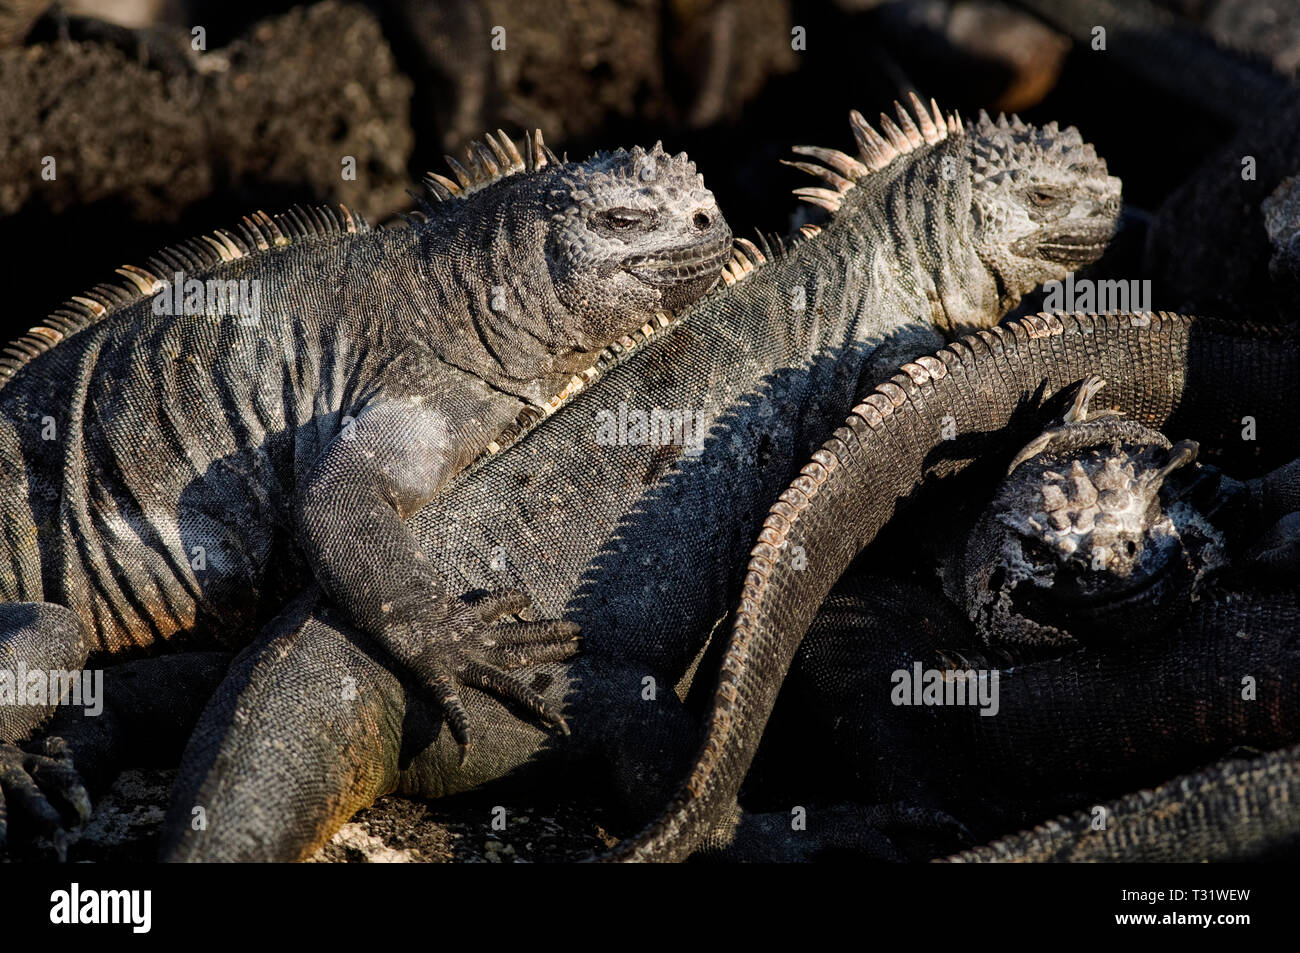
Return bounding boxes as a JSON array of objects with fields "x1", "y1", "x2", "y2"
[{"x1": 693, "y1": 211, "x2": 711, "y2": 230}]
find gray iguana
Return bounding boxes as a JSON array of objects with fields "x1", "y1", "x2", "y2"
[
  {"x1": 606, "y1": 309, "x2": 1300, "y2": 861},
  {"x1": 140, "y1": 98, "x2": 1122, "y2": 861},
  {"x1": 0, "y1": 129, "x2": 734, "y2": 846}
]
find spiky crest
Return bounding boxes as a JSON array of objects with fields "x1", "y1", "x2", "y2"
[
  {"x1": 718, "y1": 237, "x2": 768, "y2": 287},
  {"x1": 0, "y1": 204, "x2": 367, "y2": 388},
  {"x1": 422, "y1": 129, "x2": 557, "y2": 203},
  {"x1": 3, "y1": 127, "x2": 577, "y2": 391},
  {"x1": 968, "y1": 110, "x2": 1098, "y2": 186},
  {"x1": 783, "y1": 92, "x2": 962, "y2": 213}
]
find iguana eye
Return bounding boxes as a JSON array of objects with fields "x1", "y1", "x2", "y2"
[
  {"x1": 1029, "y1": 191, "x2": 1060, "y2": 208},
  {"x1": 597, "y1": 208, "x2": 652, "y2": 231}
]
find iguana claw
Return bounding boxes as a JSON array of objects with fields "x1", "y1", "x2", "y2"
[{"x1": 412, "y1": 588, "x2": 580, "y2": 760}]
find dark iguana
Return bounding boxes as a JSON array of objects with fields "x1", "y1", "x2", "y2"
[
  {"x1": 953, "y1": 375, "x2": 1224, "y2": 650},
  {"x1": 0, "y1": 130, "x2": 734, "y2": 845},
  {"x1": 739, "y1": 382, "x2": 1300, "y2": 859},
  {"x1": 129, "y1": 98, "x2": 1121, "y2": 861},
  {"x1": 607, "y1": 310, "x2": 1300, "y2": 861}
]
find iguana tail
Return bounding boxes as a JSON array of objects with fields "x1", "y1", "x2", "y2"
[
  {"x1": 945, "y1": 742, "x2": 1300, "y2": 862},
  {"x1": 600, "y1": 310, "x2": 1300, "y2": 861}
]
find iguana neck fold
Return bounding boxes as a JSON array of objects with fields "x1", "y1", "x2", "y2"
[{"x1": 401, "y1": 197, "x2": 603, "y2": 404}]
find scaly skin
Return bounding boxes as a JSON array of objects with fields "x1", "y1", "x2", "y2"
[
  {"x1": 945, "y1": 742, "x2": 1300, "y2": 862},
  {"x1": 606, "y1": 310, "x2": 1300, "y2": 861},
  {"x1": 746, "y1": 547, "x2": 1300, "y2": 859},
  {"x1": 150, "y1": 98, "x2": 1123, "y2": 861},
  {"x1": 0, "y1": 131, "x2": 732, "y2": 848}
]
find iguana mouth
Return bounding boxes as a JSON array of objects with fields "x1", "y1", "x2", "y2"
[
  {"x1": 1029, "y1": 231, "x2": 1114, "y2": 264},
  {"x1": 1037, "y1": 240, "x2": 1111, "y2": 264},
  {"x1": 1011, "y1": 542, "x2": 1187, "y2": 638},
  {"x1": 624, "y1": 233, "x2": 733, "y2": 287},
  {"x1": 1061, "y1": 552, "x2": 1176, "y2": 604}
]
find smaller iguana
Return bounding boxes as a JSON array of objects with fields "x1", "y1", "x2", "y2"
[{"x1": 953, "y1": 375, "x2": 1219, "y2": 650}]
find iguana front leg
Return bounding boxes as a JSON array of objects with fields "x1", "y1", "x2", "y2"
[{"x1": 296, "y1": 397, "x2": 580, "y2": 756}]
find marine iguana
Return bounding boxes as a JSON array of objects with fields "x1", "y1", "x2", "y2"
[
  {"x1": 716, "y1": 385, "x2": 1300, "y2": 861},
  {"x1": 136, "y1": 98, "x2": 1123, "y2": 861},
  {"x1": 953, "y1": 375, "x2": 1223, "y2": 650},
  {"x1": 0, "y1": 129, "x2": 734, "y2": 844},
  {"x1": 607, "y1": 310, "x2": 1300, "y2": 861},
  {"x1": 1, "y1": 97, "x2": 1121, "y2": 859}
]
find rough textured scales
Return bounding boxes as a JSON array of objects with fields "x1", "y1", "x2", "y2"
[
  {"x1": 608, "y1": 310, "x2": 1300, "y2": 861},
  {"x1": 0, "y1": 130, "x2": 733, "y2": 849},
  {"x1": 145, "y1": 98, "x2": 1121, "y2": 861},
  {"x1": 946, "y1": 742, "x2": 1300, "y2": 862}
]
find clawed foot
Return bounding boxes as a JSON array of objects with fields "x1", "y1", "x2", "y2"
[
  {"x1": 0, "y1": 736, "x2": 91, "y2": 860},
  {"x1": 409, "y1": 589, "x2": 581, "y2": 761}
]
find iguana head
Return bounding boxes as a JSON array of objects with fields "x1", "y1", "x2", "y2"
[
  {"x1": 967, "y1": 112, "x2": 1122, "y2": 308},
  {"x1": 423, "y1": 131, "x2": 730, "y2": 388},
  {"x1": 541, "y1": 141, "x2": 732, "y2": 346},
  {"x1": 959, "y1": 377, "x2": 1223, "y2": 649},
  {"x1": 783, "y1": 96, "x2": 1121, "y2": 334}
]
